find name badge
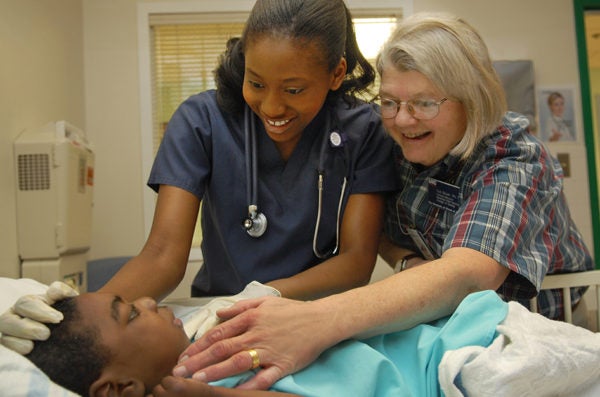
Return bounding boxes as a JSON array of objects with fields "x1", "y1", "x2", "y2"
[{"x1": 428, "y1": 178, "x2": 461, "y2": 213}]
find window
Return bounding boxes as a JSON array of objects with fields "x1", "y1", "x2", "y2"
[
  {"x1": 354, "y1": 17, "x2": 399, "y2": 94},
  {"x1": 141, "y1": 7, "x2": 400, "y2": 258},
  {"x1": 150, "y1": 16, "x2": 245, "y2": 248},
  {"x1": 150, "y1": 18, "x2": 246, "y2": 153}
]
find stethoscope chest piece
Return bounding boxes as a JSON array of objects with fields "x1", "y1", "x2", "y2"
[{"x1": 244, "y1": 205, "x2": 267, "y2": 237}]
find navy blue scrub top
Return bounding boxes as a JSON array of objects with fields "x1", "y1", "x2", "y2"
[{"x1": 148, "y1": 90, "x2": 398, "y2": 296}]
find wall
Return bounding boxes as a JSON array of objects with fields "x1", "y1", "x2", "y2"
[
  {"x1": 0, "y1": 0, "x2": 84, "y2": 277},
  {"x1": 83, "y1": 0, "x2": 146, "y2": 258}
]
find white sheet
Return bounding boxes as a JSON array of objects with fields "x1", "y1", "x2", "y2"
[{"x1": 439, "y1": 301, "x2": 600, "y2": 397}]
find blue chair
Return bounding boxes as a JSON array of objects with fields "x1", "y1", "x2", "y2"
[{"x1": 87, "y1": 256, "x2": 132, "y2": 292}]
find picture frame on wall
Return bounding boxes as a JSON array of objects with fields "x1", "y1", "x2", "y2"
[{"x1": 537, "y1": 86, "x2": 577, "y2": 143}]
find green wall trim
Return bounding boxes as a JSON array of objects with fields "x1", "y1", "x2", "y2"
[{"x1": 574, "y1": 0, "x2": 600, "y2": 267}]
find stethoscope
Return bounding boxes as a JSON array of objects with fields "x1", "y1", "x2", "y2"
[
  {"x1": 242, "y1": 106, "x2": 348, "y2": 259},
  {"x1": 243, "y1": 106, "x2": 268, "y2": 238}
]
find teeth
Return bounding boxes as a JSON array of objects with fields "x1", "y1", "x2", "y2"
[
  {"x1": 404, "y1": 131, "x2": 428, "y2": 138},
  {"x1": 267, "y1": 119, "x2": 290, "y2": 127}
]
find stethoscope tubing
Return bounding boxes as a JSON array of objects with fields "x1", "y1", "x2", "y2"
[
  {"x1": 243, "y1": 105, "x2": 348, "y2": 259},
  {"x1": 313, "y1": 173, "x2": 346, "y2": 258},
  {"x1": 312, "y1": 110, "x2": 347, "y2": 258},
  {"x1": 245, "y1": 106, "x2": 258, "y2": 209},
  {"x1": 244, "y1": 107, "x2": 267, "y2": 237}
]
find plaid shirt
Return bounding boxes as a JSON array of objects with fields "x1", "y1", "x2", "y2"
[{"x1": 385, "y1": 112, "x2": 594, "y2": 319}]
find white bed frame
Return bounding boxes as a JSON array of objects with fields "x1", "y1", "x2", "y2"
[{"x1": 530, "y1": 269, "x2": 600, "y2": 331}]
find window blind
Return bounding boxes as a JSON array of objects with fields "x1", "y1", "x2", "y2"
[
  {"x1": 151, "y1": 21, "x2": 245, "y2": 154},
  {"x1": 150, "y1": 17, "x2": 245, "y2": 247}
]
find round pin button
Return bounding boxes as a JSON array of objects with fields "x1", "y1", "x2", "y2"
[{"x1": 329, "y1": 131, "x2": 342, "y2": 147}]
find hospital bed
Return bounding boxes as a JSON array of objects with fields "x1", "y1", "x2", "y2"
[{"x1": 1, "y1": 276, "x2": 599, "y2": 397}]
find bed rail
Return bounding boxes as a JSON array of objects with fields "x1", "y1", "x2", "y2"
[{"x1": 530, "y1": 270, "x2": 600, "y2": 331}]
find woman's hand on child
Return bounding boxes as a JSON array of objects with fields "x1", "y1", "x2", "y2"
[{"x1": 173, "y1": 297, "x2": 337, "y2": 391}]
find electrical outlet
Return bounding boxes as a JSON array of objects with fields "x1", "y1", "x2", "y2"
[{"x1": 556, "y1": 153, "x2": 571, "y2": 178}]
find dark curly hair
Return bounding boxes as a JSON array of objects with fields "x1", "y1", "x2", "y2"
[
  {"x1": 25, "y1": 297, "x2": 111, "y2": 397},
  {"x1": 214, "y1": 0, "x2": 375, "y2": 114}
]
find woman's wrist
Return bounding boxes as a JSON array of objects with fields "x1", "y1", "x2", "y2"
[{"x1": 316, "y1": 293, "x2": 364, "y2": 344}]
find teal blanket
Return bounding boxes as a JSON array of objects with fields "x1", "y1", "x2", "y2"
[{"x1": 213, "y1": 291, "x2": 508, "y2": 396}]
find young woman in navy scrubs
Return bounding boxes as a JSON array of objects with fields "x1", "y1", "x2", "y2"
[{"x1": 100, "y1": 0, "x2": 397, "y2": 300}]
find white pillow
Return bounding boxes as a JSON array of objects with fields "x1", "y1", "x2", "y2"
[{"x1": 0, "y1": 277, "x2": 48, "y2": 313}]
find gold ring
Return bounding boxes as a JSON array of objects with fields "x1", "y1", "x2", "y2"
[{"x1": 247, "y1": 349, "x2": 260, "y2": 369}]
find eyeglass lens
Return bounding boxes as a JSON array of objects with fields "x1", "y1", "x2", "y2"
[{"x1": 380, "y1": 98, "x2": 447, "y2": 120}]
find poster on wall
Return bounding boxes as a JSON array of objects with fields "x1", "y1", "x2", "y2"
[
  {"x1": 493, "y1": 60, "x2": 536, "y2": 133},
  {"x1": 537, "y1": 86, "x2": 577, "y2": 143}
]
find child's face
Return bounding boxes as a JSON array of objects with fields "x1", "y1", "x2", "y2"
[{"x1": 76, "y1": 293, "x2": 190, "y2": 389}]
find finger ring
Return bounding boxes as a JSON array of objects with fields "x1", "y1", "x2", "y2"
[{"x1": 247, "y1": 349, "x2": 260, "y2": 369}]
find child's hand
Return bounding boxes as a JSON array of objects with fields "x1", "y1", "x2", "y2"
[
  {"x1": 150, "y1": 376, "x2": 300, "y2": 396},
  {"x1": 150, "y1": 376, "x2": 214, "y2": 396},
  {"x1": 183, "y1": 281, "x2": 280, "y2": 340}
]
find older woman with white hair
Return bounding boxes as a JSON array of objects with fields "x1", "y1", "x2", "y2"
[{"x1": 375, "y1": 12, "x2": 592, "y2": 323}]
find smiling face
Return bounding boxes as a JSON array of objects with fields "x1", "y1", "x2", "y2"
[
  {"x1": 75, "y1": 293, "x2": 190, "y2": 392},
  {"x1": 379, "y1": 67, "x2": 468, "y2": 167},
  {"x1": 242, "y1": 35, "x2": 346, "y2": 160}
]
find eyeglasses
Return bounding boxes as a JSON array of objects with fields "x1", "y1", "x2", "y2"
[{"x1": 377, "y1": 97, "x2": 448, "y2": 120}]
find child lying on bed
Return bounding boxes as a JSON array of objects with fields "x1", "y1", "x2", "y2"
[
  {"x1": 25, "y1": 292, "x2": 298, "y2": 397},
  {"x1": 25, "y1": 289, "x2": 514, "y2": 397}
]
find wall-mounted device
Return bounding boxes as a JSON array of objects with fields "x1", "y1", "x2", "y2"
[{"x1": 14, "y1": 121, "x2": 94, "y2": 292}]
